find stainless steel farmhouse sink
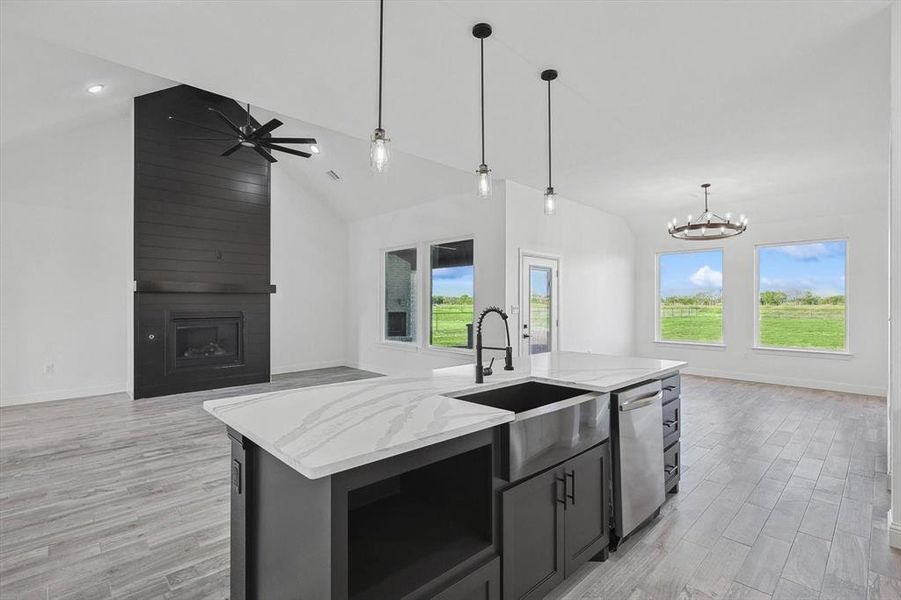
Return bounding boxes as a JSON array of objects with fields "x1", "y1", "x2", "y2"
[{"x1": 448, "y1": 381, "x2": 610, "y2": 482}]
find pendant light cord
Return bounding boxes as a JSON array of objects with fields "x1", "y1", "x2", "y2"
[
  {"x1": 480, "y1": 38, "x2": 486, "y2": 165},
  {"x1": 547, "y1": 79, "x2": 552, "y2": 188},
  {"x1": 378, "y1": 0, "x2": 384, "y2": 129},
  {"x1": 704, "y1": 186, "x2": 709, "y2": 213}
]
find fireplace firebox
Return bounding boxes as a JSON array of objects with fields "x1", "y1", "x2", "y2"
[{"x1": 169, "y1": 313, "x2": 244, "y2": 371}]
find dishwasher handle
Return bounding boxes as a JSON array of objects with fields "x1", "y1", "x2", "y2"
[{"x1": 619, "y1": 390, "x2": 662, "y2": 411}]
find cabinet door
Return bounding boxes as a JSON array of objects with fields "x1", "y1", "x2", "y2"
[
  {"x1": 501, "y1": 468, "x2": 565, "y2": 600},
  {"x1": 563, "y1": 442, "x2": 610, "y2": 576}
]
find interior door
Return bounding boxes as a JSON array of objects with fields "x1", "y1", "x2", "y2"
[
  {"x1": 563, "y1": 441, "x2": 610, "y2": 576},
  {"x1": 501, "y1": 467, "x2": 565, "y2": 600},
  {"x1": 520, "y1": 255, "x2": 559, "y2": 356}
]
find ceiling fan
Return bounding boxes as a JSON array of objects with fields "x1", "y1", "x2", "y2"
[{"x1": 168, "y1": 103, "x2": 318, "y2": 163}]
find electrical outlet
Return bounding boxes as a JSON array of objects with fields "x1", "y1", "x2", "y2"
[{"x1": 43, "y1": 362, "x2": 55, "y2": 375}]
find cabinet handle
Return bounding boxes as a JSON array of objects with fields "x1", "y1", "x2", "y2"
[
  {"x1": 663, "y1": 385, "x2": 676, "y2": 391},
  {"x1": 566, "y1": 470, "x2": 576, "y2": 505},
  {"x1": 556, "y1": 476, "x2": 567, "y2": 511},
  {"x1": 663, "y1": 419, "x2": 677, "y2": 427},
  {"x1": 665, "y1": 465, "x2": 679, "y2": 476}
]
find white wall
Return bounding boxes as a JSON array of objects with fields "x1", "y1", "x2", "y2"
[
  {"x1": 504, "y1": 180, "x2": 636, "y2": 357},
  {"x1": 0, "y1": 113, "x2": 133, "y2": 405},
  {"x1": 345, "y1": 185, "x2": 507, "y2": 375},
  {"x1": 270, "y1": 166, "x2": 348, "y2": 373},
  {"x1": 634, "y1": 210, "x2": 888, "y2": 396}
]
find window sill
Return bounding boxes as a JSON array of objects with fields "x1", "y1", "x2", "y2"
[
  {"x1": 752, "y1": 346, "x2": 853, "y2": 359},
  {"x1": 422, "y1": 345, "x2": 474, "y2": 358},
  {"x1": 653, "y1": 340, "x2": 727, "y2": 350},
  {"x1": 377, "y1": 341, "x2": 422, "y2": 353}
]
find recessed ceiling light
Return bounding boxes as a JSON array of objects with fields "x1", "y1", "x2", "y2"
[
  {"x1": 86, "y1": 84, "x2": 105, "y2": 94},
  {"x1": 310, "y1": 145, "x2": 320, "y2": 154}
]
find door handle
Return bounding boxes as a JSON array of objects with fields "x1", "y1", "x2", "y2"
[
  {"x1": 663, "y1": 419, "x2": 677, "y2": 427},
  {"x1": 565, "y1": 470, "x2": 576, "y2": 505},
  {"x1": 665, "y1": 465, "x2": 679, "y2": 476},
  {"x1": 555, "y1": 476, "x2": 567, "y2": 511},
  {"x1": 522, "y1": 333, "x2": 530, "y2": 339}
]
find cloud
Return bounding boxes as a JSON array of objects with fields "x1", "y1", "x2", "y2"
[
  {"x1": 772, "y1": 243, "x2": 833, "y2": 261},
  {"x1": 689, "y1": 265, "x2": 722, "y2": 289}
]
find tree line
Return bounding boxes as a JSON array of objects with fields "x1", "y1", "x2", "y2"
[
  {"x1": 759, "y1": 291, "x2": 844, "y2": 305},
  {"x1": 432, "y1": 294, "x2": 473, "y2": 305}
]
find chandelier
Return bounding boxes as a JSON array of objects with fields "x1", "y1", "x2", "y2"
[{"x1": 668, "y1": 183, "x2": 747, "y2": 240}]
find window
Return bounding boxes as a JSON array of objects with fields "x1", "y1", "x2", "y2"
[
  {"x1": 383, "y1": 247, "x2": 418, "y2": 343},
  {"x1": 658, "y1": 249, "x2": 724, "y2": 344},
  {"x1": 430, "y1": 239, "x2": 474, "y2": 349},
  {"x1": 757, "y1": 240, "x2": 847, "y2": 351}
]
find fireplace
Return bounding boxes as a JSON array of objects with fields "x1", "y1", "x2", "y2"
[
  {"x1": 170, "y1": 313, "x2": 244, "y2": 371},
  {"x1": 133, "y1": 86, "x2": 273, "y2": 399}
]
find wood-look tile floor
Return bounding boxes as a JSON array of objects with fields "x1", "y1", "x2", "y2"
[
  {"x1": 550, "y1": 376, "x2": 900, "y2": 600},
  {"x1": 1, "y1": 371, "x2": 899, "y2": 599}
]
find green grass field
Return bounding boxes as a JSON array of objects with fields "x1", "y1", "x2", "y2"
[
  {"x1": 431, "y1": 303, "x2": 474, "y2": 347},
  {"x1": 660, "y1": 304, "x2": 846, "y2": 350}
]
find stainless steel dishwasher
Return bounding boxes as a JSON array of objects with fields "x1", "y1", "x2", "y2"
[{"x1": 611, "y1": 380, "x2": 664, "y2": 547}]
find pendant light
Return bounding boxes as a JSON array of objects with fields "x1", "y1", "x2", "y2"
[
  {"x1": 473, "y1": 23, "x2": 493, "y2": 199},
  {"x1": 668, "y1": 183, "x2": 748, "y2": 240},
  {"x1": 541, "y1": 69, "x2": 558, "y2": 216},
  {"x1": 370, "y1": 0, "x2": 390, "y2": 173}
]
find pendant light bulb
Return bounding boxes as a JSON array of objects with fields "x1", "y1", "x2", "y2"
[
  {"x1": 371, "y1": 0, "x2": 390, "y2": 173},
  {"x1": 370, "y1": 128, "x2": 390, "y2": 173},
  {"x1": 476, "y1": 164, "x2": 492, "y2": 199},
  {"x1": 544, "y1": 187, "x2": 557, "y2": 216}
]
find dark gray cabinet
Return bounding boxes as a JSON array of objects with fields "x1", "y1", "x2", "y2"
[
  {"x1": 661, "y1": 374, "x2": 681, "y2": 493},
  {"x1": 501, "y1": 441, "x2": 610, "y2": 600},
  {"x1": 563, "y1": 442, "x2": 610, "y2": 575}
]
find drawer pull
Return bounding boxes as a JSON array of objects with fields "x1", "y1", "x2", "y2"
[
  {"x1": 663, "y1": 385, "x2": 677, "y2": 391},
  {"x1": 665, "y1": 465, "x2": 679, "y2": 476},
  {"x1": 663, "y1": 419, "x2": 677, "y2": 427}
]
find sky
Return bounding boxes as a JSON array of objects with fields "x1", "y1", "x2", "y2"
[
  {"x1": 759, "y1": 241, "x2": 846, "y2": 297},
  {"x1": 660, "y1": 250, "x2": 723, "y2": 297},
  {"x1": 432, "y1": 266, "x2": 474, "y2": 297}
]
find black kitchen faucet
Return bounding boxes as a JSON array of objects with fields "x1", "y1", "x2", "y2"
[{"x1": 475, "y1": 306, "x2": 514, "y2": 383}]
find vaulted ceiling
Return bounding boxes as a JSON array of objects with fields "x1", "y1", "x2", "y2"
[{"x1": 2, "y1": 1, "x2": 892, "y2": 223}]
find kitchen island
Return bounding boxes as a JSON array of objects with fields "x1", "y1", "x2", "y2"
[{"x1": 204, "y1": 351, "x2": 685, "y2": 600}]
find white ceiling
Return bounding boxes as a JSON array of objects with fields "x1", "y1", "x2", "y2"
[{"x1": 1, "y1": 0, "x2": 893, "y2": 223}]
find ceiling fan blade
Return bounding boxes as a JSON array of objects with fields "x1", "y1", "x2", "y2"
[
  {"x1": 247, "y1": 118, "x2": 283, "y2": 139},
  {"x1": 221, "y1": 143, "x2": 244, "y2": 157},
  {"x1": 265, "y1": 137, "x2": 317, "y2": 144},
  {"x1": 168, "y1": 116, "x2": 230, "y2": 137},
  {"x1": 252, "y1": 145, "x2": 277, "y2": 163},
  {"x1": 179, "y1": 137, "x2": 235, "y2": 141},
  {"x1": 208, "y1": 108, "x2": 244, "y2": 136},
  {"x1": 262, "y1": 143, "x2": 312, "y2": 158}
]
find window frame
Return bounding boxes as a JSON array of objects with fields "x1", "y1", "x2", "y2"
[
  {"x1": 654, "y1": 246, "x2": 727, "y2": 348},
  {"x1": 379, "y1": 243, "x2": 421, "y2": 349},
  {"x1": 426, "y1": 235, "x2": 476, "y2": 355},
  {"x1": 753, "y1": 238, "x2": 850, "y2": 355}
]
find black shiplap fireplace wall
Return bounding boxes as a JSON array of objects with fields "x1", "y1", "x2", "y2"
[{"x1": 134, "y1": 85, "x2": 272, "y2": 398}]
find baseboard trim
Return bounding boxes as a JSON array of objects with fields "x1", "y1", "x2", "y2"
[
  {"x1": 682, "y1": 367, "x2": 886, "y2": 397},
  {"x1": 271, "y1": 359, "x2": 348, "y2": 375},
  {"x1": 0, "y1": 383, "x2": 126, "y2": 407},
  {"x1": 888, "y1": 510, "x2": 901, "y2": 549}
]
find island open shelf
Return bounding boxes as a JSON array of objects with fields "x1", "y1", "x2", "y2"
[{"x1": 346, "y1": 445, "x2": 493, "y2": 599}]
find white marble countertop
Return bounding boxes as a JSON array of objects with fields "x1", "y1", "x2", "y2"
[{"x1": 203, "y1": 351, "x2": 686, "y2": 479}]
